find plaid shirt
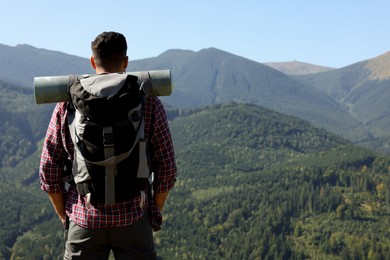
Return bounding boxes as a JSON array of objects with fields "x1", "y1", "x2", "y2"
[{"x1": 39, "y1": 96, "x2": 177, "y2": 229}]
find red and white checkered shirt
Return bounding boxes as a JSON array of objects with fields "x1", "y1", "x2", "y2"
[{"x1": 39, "y1": 96, "x2": 177, "y2": 229}]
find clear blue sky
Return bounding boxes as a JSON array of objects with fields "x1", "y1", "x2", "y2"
[{"x1": 1, "y1": 0, "x2": 389, "y2": 68}]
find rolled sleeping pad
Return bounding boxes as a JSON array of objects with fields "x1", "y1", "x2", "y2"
[{"x1": 33, "y1": 70, "x2": 172, "y2": 104}]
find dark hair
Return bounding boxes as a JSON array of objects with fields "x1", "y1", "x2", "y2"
[{"x1": 91, "y1": 31, "x2": 127, "y2": 69}]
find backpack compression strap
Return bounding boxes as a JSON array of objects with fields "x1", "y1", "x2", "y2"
[
  {"x1": 102, "y1": 126, "x2": 116, "y2": 205},
  {"x1": 100, "y1": 120, "x2": 144, "y2": 205}
]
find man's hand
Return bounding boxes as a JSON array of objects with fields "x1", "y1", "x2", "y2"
[
  {"x1": 48, "y1": 192, "x2": 67, "y2": 224},
  {"x1": 154, "y1": 191, "x2": 169, "y2": 211}
]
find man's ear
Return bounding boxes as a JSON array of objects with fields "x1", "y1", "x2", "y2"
[
  {"x1": 123, "y1": 56, "x2": 129, "y2": 70},
  {"x1": 90, "y1": 56, "x2": 97, "y2": 69}
]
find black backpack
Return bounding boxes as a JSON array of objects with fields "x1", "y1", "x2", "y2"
[{"x1": 67, "y1": 73, "x2": 151, "y2": 206}]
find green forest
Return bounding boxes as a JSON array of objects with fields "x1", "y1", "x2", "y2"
[
  {"x1": 0, "y1": 102, "x2": 389, "y2": 259},
  {"x1": 0, "y1": 80, "x2": 53, "y2": 167}
]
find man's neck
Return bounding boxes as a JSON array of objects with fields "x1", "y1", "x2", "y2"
[{"x1": 95, "y1": 68, "x2": 125, "y2": 74}]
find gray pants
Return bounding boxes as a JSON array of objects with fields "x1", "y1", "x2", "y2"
[{"x1": 64, "y1": 212, "x2": 156, "y2": 260}]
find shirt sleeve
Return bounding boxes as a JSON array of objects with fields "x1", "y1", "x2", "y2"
[
  {"x1": 39, "y1": 103, "x2": 69, "y2": 193},
  {"x1": 150, "y1": 98, "x2": 177, "y2": 193}
]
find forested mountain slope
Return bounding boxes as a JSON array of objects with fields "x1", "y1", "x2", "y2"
[
  {"x1": 159, "y1": 103, "x2": 389, "y2": 259},
  {"x1": 0, "y1": 80, "x2": 53, "y2": 166},
  {"x1": 1, "y1": 103, "x2": 389, "y2": 259},
  {"x1": 294, "y1": 51, "x2": 390, "y2": 153}
]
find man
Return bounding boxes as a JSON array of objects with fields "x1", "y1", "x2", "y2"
[{"x1": 39, "y1": 31, "x2": 177, "y2": 259}]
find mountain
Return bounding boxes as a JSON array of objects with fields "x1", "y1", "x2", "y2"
[
  {"x1": 264, "y1": 60, "x2": 334, "y2": 75},
  {"x1": 294, "y1": 51, "x2": 390, "y2": 153},
  {"x1": 1, "y1": 103, "x2": 389, "y2": 259},
  {"x1": 0, "y1": 79, "x2": 53, "y2": 166},
  {"x1": 127, "y1": 48, "x2": 365, "y2": 140},
  {"x1": 0, "y1": 43, "x2": 389, "y2": 152},
  {"x1": 0, "y1": 44, "x2": 93, "y2": 87}
]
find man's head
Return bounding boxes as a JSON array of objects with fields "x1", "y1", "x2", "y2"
[{"x1": 90, "y1": 31, "x2": 128, "y2": 73}]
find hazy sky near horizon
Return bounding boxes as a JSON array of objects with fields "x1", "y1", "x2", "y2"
[{"x1": 1, "y1": 0, "x2": 389, "y2": 68}]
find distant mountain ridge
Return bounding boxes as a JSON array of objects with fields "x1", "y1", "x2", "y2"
[
  {"x1": 264, "y1": 60, "x2": 334, "y2": 75},
  {"x1": 0, "y1": 43, "x2": 92, "y2": 87},
  {"x1": 1, "y1": 43, "x2": 390, "y2": 153},
  {"x1": 127, "y1": 47, "x2": 365, "y2": 140},
  {"x1": 294, "y1": 51, "x2": 390, "y2": 153},
  {"x1": 366, "y1": 51, "x2": 390, "y2": 80}
]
